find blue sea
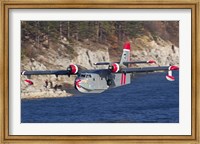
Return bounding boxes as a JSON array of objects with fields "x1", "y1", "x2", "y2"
[{"x1": 21, "y1": 72, "x2": 179, "y2": 123}]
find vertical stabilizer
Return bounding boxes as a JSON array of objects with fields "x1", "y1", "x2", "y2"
[{"x1": 120, "y1": 42, "x2": 131, "y2": 66}]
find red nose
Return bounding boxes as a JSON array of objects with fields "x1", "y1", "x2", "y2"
[{"x1": 75, "y1": 79, "x2": 81, "y2": 88}]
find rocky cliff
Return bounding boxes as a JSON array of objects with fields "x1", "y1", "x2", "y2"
[
  {"x1": 130, "y1": 36, "x2": 179, "y2": 66},
  {"x1": 21, "y1": 40, "x2": 110, "y2": 99}
]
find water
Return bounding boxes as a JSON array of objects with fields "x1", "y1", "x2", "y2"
[{"x1": 21, "y1": 72, "x2": 179, "y2": 123}]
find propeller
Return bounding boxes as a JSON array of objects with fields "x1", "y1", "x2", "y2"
[
  {"x1": 108, "y1": 63, "x2": 120, "y2": 73},
  {"x1": 66, "y1": 64, "x2": 79, "y2": 77}
]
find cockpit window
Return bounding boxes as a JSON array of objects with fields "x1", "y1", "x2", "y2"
[
  {"x1": 80, "y1": 74, "x2": 92, "y2": 78},
  {"x1": 86, "y1": 74, "x2": 92, "y2": 78},
  {"x1": 80, "y1": 74, "x2": 86, "y2": 78}
]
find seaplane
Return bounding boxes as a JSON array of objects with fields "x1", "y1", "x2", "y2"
[{"x1": 21, "y1": 42, "x2": 179, "y2": 93}]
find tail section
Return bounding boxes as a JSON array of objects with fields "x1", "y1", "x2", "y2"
[{"x1": 120, "y1": 42, "x2": 131, "y2": 66}]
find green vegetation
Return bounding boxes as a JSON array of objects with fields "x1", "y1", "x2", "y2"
[{"x1": 21, "y1": 21, "x2": 179, "y2": 60}]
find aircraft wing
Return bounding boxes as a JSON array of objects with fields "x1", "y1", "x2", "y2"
[
  {"x1": 21, "y1": 64, "x2": 79, "y2": 77},
  {"x1": 21, "y1": 70, "x2": 71, "y2": 76},
  {"x1": 121, "y1": 66, "x2": 179, "y2": 73},
  {"x1": 94, "y1": 62, "x2": 118, "y2": 65}
]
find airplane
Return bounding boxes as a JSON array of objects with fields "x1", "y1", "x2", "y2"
[{"x1": 21, "y1": 42, "x2": 179, "y2": 93}]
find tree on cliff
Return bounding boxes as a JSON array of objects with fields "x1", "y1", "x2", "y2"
[{"x1": 21, "y1": 21, "x2": 179, "y2": 59}]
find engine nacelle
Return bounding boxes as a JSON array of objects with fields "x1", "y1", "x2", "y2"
[
  {"x1": 108, "y1": 63, "x2": 120, "y2": 73},
  {"x1": 67, "y1": 64, "x2": 79, "y2": 74}
]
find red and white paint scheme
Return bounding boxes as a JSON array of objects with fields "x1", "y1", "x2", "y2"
[
  {"x1": 69, "y1": 64, "x2": 79, "y2": 74},
  {"x1": 123, "y1": 42, "x2": 131, "y2": 51},
  {"x1": 110, "y1": 63, "x2": 120, "y2": 73},
  {"x1": 75, "y1": 79, "x2": 81, "y2": 88},
  {"x1": 121, "y1": 73, "x2": 127, "y2": 85},
  {"x1": 24, "y1": 79, "x2": 33, "y2": 85},
  {"x1": 75, "y1": 78, "x2": 87, "y2": 93},
  {"x1": 169, "y1": 65, "x2": 179, "y2": 71},
  {"x1": 166, "y1": 66, "x2": 179, "y2": 81},
  {"x1": 147, "y1": 60, "x2": 156, "y2": 64}
]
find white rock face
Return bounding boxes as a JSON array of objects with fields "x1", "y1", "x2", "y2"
[
  {"x1": 21, "y1": 44, "x2": 110, "y2": 99},
  {"x1": 73, "y1": 46, "x2": 110, "y2": 69},
  {"x1": 131, "y1": 38, "x2": 179, "y2": 66},
  {"x1": 132, "y1": 46, "x2": 179, "y2": 66}
]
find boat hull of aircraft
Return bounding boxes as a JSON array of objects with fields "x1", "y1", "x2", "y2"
[{"x1": 74, "y1": 72, "x2": 131, "y2": 93}]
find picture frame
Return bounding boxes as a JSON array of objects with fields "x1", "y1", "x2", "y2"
[{"x1": 0, "y1": 0, "x2": 199, "y2": 143}]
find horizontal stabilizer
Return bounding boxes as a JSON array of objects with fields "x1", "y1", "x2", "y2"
[
  {"x1": 123, "y1": 60, "x2": 156, "y2": 65},
  {"x1": 94, "y1": 62, "x2": 118, "y2": 65},
  {"x1": 123, "y1": 61, "x2": 146, "y2": 64},
  {"x1": 95, "y1": 60, "x2": 156, "y2": 66}
]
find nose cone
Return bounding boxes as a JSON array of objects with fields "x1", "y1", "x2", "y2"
[{"x1": 75, "y1": 79, "x2": 81, "y2": 89}]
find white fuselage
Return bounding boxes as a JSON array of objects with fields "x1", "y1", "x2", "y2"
[{"x1": 74, "y1": 72, "x2": 131, "y2": 93}]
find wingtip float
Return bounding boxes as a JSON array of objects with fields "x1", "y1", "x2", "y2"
[{"x1": 166, "y1": 65, "x2": 179, "y2": 81}]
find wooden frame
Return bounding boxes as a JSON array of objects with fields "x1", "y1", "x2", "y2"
[{"x1": 0, "y1": 0, "x2": 199, "y2": 143}]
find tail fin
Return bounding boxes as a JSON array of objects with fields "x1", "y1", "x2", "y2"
[{"x1": 120, "y1": 42, "x2": 131, "y2": 66}]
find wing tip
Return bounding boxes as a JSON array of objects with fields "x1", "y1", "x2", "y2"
[
  {"x1": 21, "y1": 71, "x2": 26, "y2": 75},
  {"x1": 169, "y1": 65, "x2": 179, "y2": 70}
]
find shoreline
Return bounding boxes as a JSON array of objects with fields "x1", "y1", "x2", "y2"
[
  {"x1": 21, "y1": 95, "x2": 73, "y2": 100},
  {"x1": 21, "y1": 89, "x2": 73, "y2": 100}
]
